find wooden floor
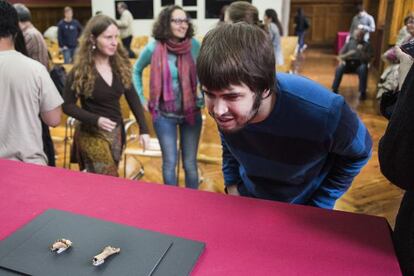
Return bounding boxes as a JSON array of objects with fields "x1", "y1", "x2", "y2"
[{"x1": 51, "y1": 47, "x2": 404, "y2": 227}]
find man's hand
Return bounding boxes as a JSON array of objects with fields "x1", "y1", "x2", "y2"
[
  {"x1": 226, "y1": 185, "x2": 240, "y2": 196},
  {"x1": 395, "y1": 46, "x2": 414, "y2": 89}
]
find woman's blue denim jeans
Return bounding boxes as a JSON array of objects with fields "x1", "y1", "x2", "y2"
[{"x1": 153, "y1": 113, "x2": 202, "y2": 189}]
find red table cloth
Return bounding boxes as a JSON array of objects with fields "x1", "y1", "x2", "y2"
[{"x1": 0, "y1": 159, "x2": 401, "y2": 275}]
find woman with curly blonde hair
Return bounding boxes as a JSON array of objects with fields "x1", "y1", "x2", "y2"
[{"x1": 63, "y1": 15, "x2": 149, "y2": 176}]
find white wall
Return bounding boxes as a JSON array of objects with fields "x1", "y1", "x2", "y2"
[{"x1": 92, "y1": 0, "x2": 290, "y2": 37}]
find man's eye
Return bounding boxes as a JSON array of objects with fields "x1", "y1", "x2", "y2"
[{"x1": 224, "y1": 95, "x2": 239, "y2": 101}]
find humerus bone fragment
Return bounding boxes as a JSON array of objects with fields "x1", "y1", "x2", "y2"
[
  {"x1": 50, "y1": 239, "x2": 72, "y2": 254},
  {"x1": 92, "y1": 246, "x2": 120, "y2": 266}
]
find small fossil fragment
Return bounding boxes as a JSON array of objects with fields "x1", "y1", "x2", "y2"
[
  {"x1": 50, "y1": 239, "x2": 72, "y2": 254},
  {"x1": 92, "y1": 246, "x2": 121, "y2": 266}
]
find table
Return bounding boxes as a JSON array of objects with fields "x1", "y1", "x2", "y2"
[
  {"x1": 0, "y1": 159, "x2": 401, "y2": 275},
  {"x1": 336, "y1": 31, "x2": 350, "y2": 54}
]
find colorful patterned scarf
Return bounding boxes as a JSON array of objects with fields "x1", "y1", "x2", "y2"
[{"x1": 149, "y1": 38, "x2": 197, "y2": 124}]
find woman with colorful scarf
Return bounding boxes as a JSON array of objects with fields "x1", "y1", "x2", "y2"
[
  {"x1": 63, "y1": 15, "x2": 150, "y2": 176},
  {"x1": 132, "y1": 5, "x2": 203, "y2": 189}
]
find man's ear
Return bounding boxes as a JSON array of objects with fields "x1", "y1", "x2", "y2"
[{"x1": 262, "y1": 89, "x2": 271, "y2": 99}]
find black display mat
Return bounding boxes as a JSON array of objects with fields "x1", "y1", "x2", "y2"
[{"x1": 0, "y1": 209, "x2": 205, "y2": 276}]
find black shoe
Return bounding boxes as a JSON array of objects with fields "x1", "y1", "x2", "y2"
[{"x1": 359, "y1": 94, "x2": 367, "y2": 101}]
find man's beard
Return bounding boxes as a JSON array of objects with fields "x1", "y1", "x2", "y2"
[{"x1": 210, "y1": 95, "x2": 261, "y2": 134}]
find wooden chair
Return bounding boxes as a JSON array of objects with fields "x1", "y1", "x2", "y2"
[
  {"x1": 45, "y1": 38, "x2": 64, "y2": 65},
  {"x1": 131, "y1": 35, "x2": 149, "y2": 57}
]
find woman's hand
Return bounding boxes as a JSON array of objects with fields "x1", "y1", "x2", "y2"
[
  {"x1": 395, "y1": 46, "x2": 414, "y2": 89},
  {"x1": 142, "y1": 101, "x2": 149, "y2": 112},
  {"x1": 139, "y1": 134, "x2": 150, "y2": 151},
  {"x1": 97, "y1": 117, "x2": 117, "y2": 132}
]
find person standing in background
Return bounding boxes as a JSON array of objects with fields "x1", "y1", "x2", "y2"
[
  {"x1": 217, "y1": 5, "x2": 229, "y2": 26},
  {"x1": 13, "y1": 3, "x2": 49, "y2": 69},
  {"x1": 132, "y1": 5, "x2": 203, "y2": 189},
  {"x1": 63, "y1": 15, "x2": 149, "y2": 176},
  {"x1": 349, "y1": 4, "x2": 375, "y2": 42},
  {"x1": 294, "y1": 7, "x2": 310, "y2": 52},
  {"x1": 116, "y1": 2, "x2": 135, "y2": 58},
  {"x1": 57, "y1": 6, "x2": 82, "y2": 64},
  {"x1": 263, "y1": 8, "x2": 284, "y2": 66},
  {"x1": 14, "y1": 3, "x2": 58, "y2": 166}
]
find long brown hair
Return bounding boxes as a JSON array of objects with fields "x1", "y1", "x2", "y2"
[{"x1": 71, "y1": 15, "x2": 131, "y2": 97}]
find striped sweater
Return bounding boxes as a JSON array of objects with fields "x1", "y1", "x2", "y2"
[{"x1": 221, "y1": 73, "x2": 372, "y2": 209}]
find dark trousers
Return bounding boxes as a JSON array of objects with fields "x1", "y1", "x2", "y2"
[
  {"x1": 394, "y1": 190, "x2": 414, "y2": 276},
  {"x1": 122, "y1": 35, "x2": 136, "y2": 58},
  {"x1": 41, "y1": 120, "x2": 55, "y2": 166},
  {"x1": 332, "y1": 62, "x2": 368, "y2": 96}
]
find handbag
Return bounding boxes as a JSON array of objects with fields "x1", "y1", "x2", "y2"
[{"x1": 379, "y1": 90, "x2": 399, "y2": 120}]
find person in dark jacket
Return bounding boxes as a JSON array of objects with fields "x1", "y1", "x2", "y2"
[
  {"x1": 294, "y1": 7, "x2": 309, "y2": 52},
  {"x1": 57, "y1": 6, "x2": 82, "y2": 64},
  {"x1": 378, "y1": 46, "x2": 414, "y2": 276}
]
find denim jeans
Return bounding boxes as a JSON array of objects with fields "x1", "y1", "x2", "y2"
[
  {"x1": 295, "y1": 31, "x2": 306, "y2": 51},
  {"x1": 62, "y1": 47, "x2": 75, "y2": 64},
  {"x1": 153, "y1": 113, "x2": 202, "y2": 189},
  {"x1": 332, "y1": 62, "x2": 368, "y2": 96}
]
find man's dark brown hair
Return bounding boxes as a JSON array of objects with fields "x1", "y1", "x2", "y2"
[{"x1": 197, "y1": 22, "x2": 276, "y2": 98}]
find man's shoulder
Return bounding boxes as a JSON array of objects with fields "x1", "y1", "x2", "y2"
[
  {"x1": 124, "y1": 9, "x2": 133, "y2": 18},
  {"x1": 276, "y1": 73, "x2": 343, "y2": 109},
  {"x1": 1, "y1": 51, "x2": 46, "y2": 74}
]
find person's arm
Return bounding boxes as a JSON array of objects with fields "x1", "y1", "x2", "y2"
[
  {"x1": 360, "y1": 42, "x2": 374, "y2": 63},
  {"x1": 41, "y1": 106, "x2": 62, "y2": 127},
  {"x1": 338, "y1": 41, "x2": 351, "y2": 56},
  {"x1": 132, "y1": 42, "x2": 154, "y2": 107},
  {"x1": 75, "y1": 20, "x2": 83, "y2": 38},
  {"x1": 349, "y1": 16, "x2": 358, "y2": 33},
  {"x1": 124, "y1": 85, "x2": 150, "y2": 150},
  {"x1": 191, "y1": 39, "x2": 204, "y2": 108},
  {"x1": 308, "y1": 99, "x2": 372, "y2": 208},
  {"x1": 117, "y1": 11, "x2": 131, "y2": 29},
  {"x1": 38, "y1": 66, "x2": 64, "y2": 127},
  {"x1": 221, "y1": 134, "x2": 242, "y2": 195},
  {"x1": 359, "y1": 15, "x2": 375, "y2": 33},
  {"x1": 378, "y1": 48, "x2": 414, "y2": 189},
  {"x1": 124, "y1": 85, "x2": 149, "y2": 135},
  {"x1": 62, "y1": 72, "x2": 100, "y2": 125},
  {"x1": 57, "y1": 22, "x2": 64, "y2": 48}
]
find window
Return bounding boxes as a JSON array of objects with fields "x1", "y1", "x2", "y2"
[
  {"x1": 183, "y1": 0, "x2": 197, "y2": 6},
  {"x1": 115, "y1": 0, "x2": 153, "y2": 19},
  {"x1": 161, "y1": 0, "x2": 175, "y2": 6},
  {"x1": 205, "y1": 0, "x2": 251, "y2": 19}
]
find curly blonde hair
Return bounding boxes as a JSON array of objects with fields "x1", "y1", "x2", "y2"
[{"x1": 71, "y1": 15, "x2": 131, "y2": 98}]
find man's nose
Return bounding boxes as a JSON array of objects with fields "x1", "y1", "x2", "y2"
[{"x1": 212, "y1": 98, "x2": 228, "y2": 116}]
